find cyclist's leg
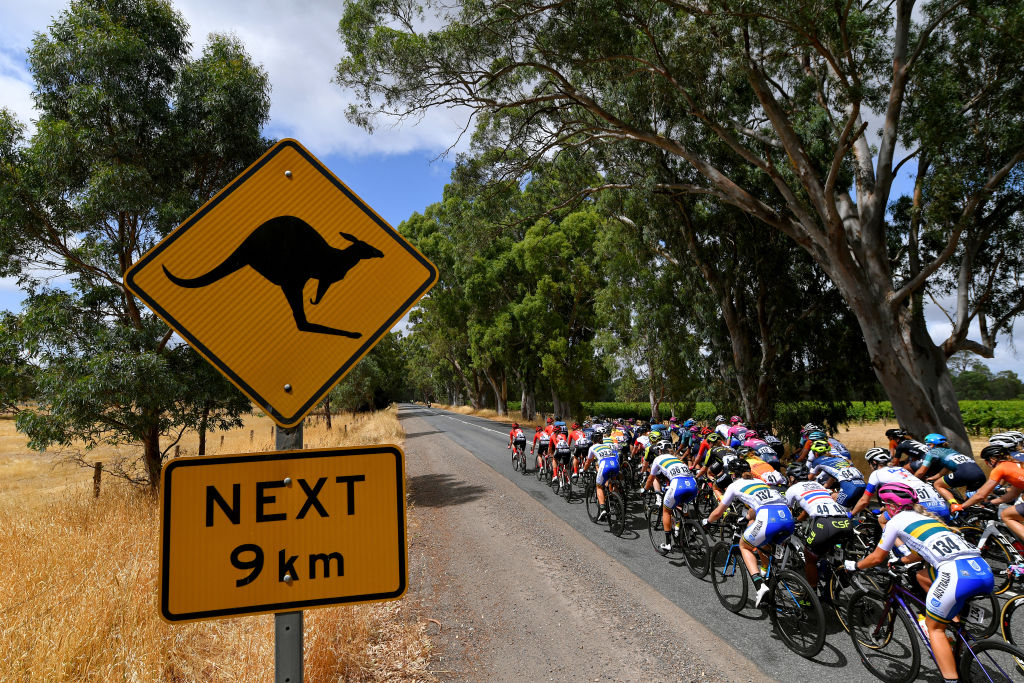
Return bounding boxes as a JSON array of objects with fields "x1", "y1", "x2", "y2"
[
  {"x1": 924, "y1": 558, "x2": 995, "y2": 680},
  {"x1": 1001, "y1": 502, "x2": 1024, "y2": 545}
]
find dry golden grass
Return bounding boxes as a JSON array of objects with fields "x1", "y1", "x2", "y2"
[{"x1": 0, "y1": 406, "x2": 434, "y2": 683}]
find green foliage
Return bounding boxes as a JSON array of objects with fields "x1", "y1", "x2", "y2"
[
  {"x1": 0, "y1": 0, "x2": 271, "y2": 487},
  {"x1": 952, "y1": 363, "x2": 1024, "y2": 400},
  {"x1": 328, "y1": 333, "x2": 406, "y2": 413}
]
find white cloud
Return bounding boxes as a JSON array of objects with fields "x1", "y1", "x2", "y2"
[{"x1": 0, "y1": 0, "x2": 471, "y2": 157}]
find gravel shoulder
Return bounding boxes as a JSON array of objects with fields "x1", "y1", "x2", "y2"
[{"x1": 400, "y1": 412, "x2": 772, "y2": 682}]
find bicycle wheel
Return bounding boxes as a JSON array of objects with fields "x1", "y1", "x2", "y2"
[
  {"x1": 960, "y1": 592, "x2": 1000, "y2": 640},
  {"x1": 535, "y1": 455, "x2": 545, "y2": 481},
  {"x1": 769, "y1": 569, "x2": 826, "y2": 658},
  {"x1": 680, "y1": 516, "x2": 711, "y2": 579},
  {"x1": 1001, "y1": 594, "x2": 1024, "y2": 650},
  {"x1": 512, "y1": 448, "x2": 520, "y2": 471},
  {"x1": 695, "y1": 486, "x2": 716, "y2": 518},
  {"x1": 846, "y1": 589, "x2": 920, "y2": 683},
  {"x1": 607, "y1": 491, "x2": 626, "y2": 536},
  {"x1": 710, "y1": 542, "x2": 748, "y2": 613},
  {"x1": 957, "y1": 638, "x2": 1024, "y2": 682},
  {"x1": 959, "y1": 526, "x2": 1014, "y2": 595},
  {"x1": 585, "y1": 479, "x2": 599, "y2": 522},
  {"x1": 561, "y1": 469, "x2": 572, "y2": 500}
]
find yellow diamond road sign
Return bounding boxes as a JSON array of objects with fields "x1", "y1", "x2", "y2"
[
  {"x1": 160, "y1": 445, "x2": 407, "y2": 622},
  {"x1": 125, "y1": 139, "x2": 436, "y2": 427}
]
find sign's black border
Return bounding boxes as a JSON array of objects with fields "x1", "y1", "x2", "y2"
[
  {"x1": 159, "y1": 446, "x2": 407, "y2": 622},
  {"x1": 124, "y1": 139, "x2": 437, "y2": 427}
]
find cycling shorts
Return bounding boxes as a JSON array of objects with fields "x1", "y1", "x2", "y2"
[
  {"x1": 835, "y1": 480, "x2": 866, "y2": 509},
  {"x1": 514, "y1": 437, "x2": 526, "y2": 448},
  {"x1": 924, "y1": 556, "x2": 994, "y2": 623},
  {"x1": 555, "y1": 448, "x2": 571, "y2": 464},
  {"x1": 596, "y1": 457, "x2": 620, "y2": 486},
  {"x1": 742, "y1": 504, "x2": 794, "y2": 548},
  {"x1": 803, "y1": 516, "x2": 853, "y2": 556},
  {"x1": 663, "y1": 476, "x2": 698, "y2": 509},
  {"x1": 1016, "y1": 501, "x2": 1024, "y2": 517},
  {"x1": 942, "y1": 463, "x2": 985, "y2": 491},
  {"x1": 920, "y1": 498, "x2": 951, "y2": 522}
]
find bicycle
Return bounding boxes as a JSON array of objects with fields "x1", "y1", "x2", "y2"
[
  {"x1": 645, "y1": 491, "x2": 711, "y2": 578},
  {"x1": 535, "y1": 448, "x2": 553, "y2": 483},
  {"x1": 709, "y1": 517, "x2": 826, "y2": 658},
  {"x1": 954, "y1": 504, "x2": 1023, "y2": 595},
  {"x1": 556, "y1": 454, "x2": 573, "y2": 500},
  {"x1": 583, "y1": 467, "x2": 626, "y2": 536},
  {"x1": 998, "y1": 565, "x2": 1024, "y2": 674},
  {"x1": 511, "y1": 440, "x2": 528, "y2": 474},
  {"x1": 847, "y1": 563, "x2": 1023, "y2": 683}
]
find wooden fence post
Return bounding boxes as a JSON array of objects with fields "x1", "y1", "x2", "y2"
[{"x1": 93, "y1": 462, "x2": 102, "y2": 498}]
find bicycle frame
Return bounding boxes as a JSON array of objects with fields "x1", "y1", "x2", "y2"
[{"x1": 976, "y1": 520, "x2": 1024, "y2": 562}]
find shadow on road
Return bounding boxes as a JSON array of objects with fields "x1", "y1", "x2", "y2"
[
  {"x1": 404, "y1": 430, "x2": 444, "y2": 439},
  {"x1": 407, "y1": 473, "x2": 487, "y2": 508}
]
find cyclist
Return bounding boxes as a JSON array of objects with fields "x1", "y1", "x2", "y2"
[
  {"x1": 543, "y1": 416, "x2": 555, "y2": 438},
  {"x1": 583, "y1": 437, "x2": 620, "y2": 522},
  {"x1": 784, "y1": 462, "x2": 853, "y2": 589},
  {"x1": 959, "y1": 444, "x2": 1024, "y2": 545},
  {"x1": 550, "y1": 426, "x2": 572, "y2": 487},
  {"x1": 844, "y1": 482, "x2": 994, "y2": 683},
  {"x1": 569, "y1": 423, "x2": 591, "y2": 483},
  {"x1": 531, "y1": 426, "x2": 551, "y2": 471},
  {"x1": 913, "y1": 432, "x2": 986, "y2": 505},
  {"x1": 706, "y1": 458, "x2": 795, "y2": 607},
  {"x1": 696, "y1": 434, "x2": 736, "y2": 497},
  {"x1": 507, "y1": 422, "x2": 527, "y2": 461},
  {"x1": 737, "y1": 445, "x2": 786, "y2": 488},
  {"x1": 989, "y1": 432, "x2": 1024, "y2": 463},
  {"x1": 807, "y1": 440, "x2": 866, "y2": 509},
  {"x1": 754, "y1": 423, "x2": 786, "y2": 465},
  {"x1": 713, "y1": 414, "x2": 730, "y2": 440},
  {"x1": 644, "y1": 451, "x2": 698, "y2": 552},
  {"x1": 885, "y1": 428, "x2": 929, "y2": 466},
  {"x1": 797, "y1": 428, "x2": 852, "y2": 465},
  {"x1": 742, "y1": 430, "x2": 782, "y2": 471},
  {"x1": 726, "y1": 415, "x2": 748, "y2": 447},
  {"x1": 852, "y1": 448, "x2": 951, "y2": 522}
]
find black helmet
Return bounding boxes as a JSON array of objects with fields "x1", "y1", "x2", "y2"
[
  {"x1": 786, "y1": 462, "x2": 809, "y2": 479},
  {"x1": 885, "y1": 428, "x2": 907, "y2": 441},
  {"x1": 727, "y1": 458, "x2": 751, "y2": 475},
  {"x1": 980, "y1": 444, "x2": 1009, "y2": 462}
]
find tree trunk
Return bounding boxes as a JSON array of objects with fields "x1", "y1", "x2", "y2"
[
  {"x1": 521, "y1": 387, "x2": 536, "y2": 420},
  {"x1": 197, "y1": 403, "x2": 210, "y2": 456},
  {"x1": 839, "y1": 274, "x2": 971, "y2": 452},
  {"x1": 649, "y1": 387, "x2": 661, "y2": 423},
  {"x1": 143, "y1": 423, "x2": 161, "y2": 491},
  {"x1": 484, "y1": 369, "x2": 507, "y2": 415},
  {"x1": 323, "y1": 395, "x2": 332, "y2": 430}
]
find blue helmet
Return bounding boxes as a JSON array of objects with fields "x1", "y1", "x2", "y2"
[
  {"x1": 807, "y1": 430, "x2": 826, "y2": 441},
  {"x1": 683, "y1": 418, "x2": 695, "y2": 428},
  {"x1": 924, "y1": 433, "x2": 948, "y2": 447}
]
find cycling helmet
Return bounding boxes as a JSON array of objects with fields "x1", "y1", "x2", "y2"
[
  {"x1": 807, "y1": 430, "x2": 826, "y2": 441},
  {"x1": 714, "y1": 414, "x2": 726, "y2": 423},
  {"x1": 802, "y1": 423, "x2": 820, "y2": 432},
  {"x1": 923, "y1": 433, "x2": 947, "y2": 447},
  {"x1": 989, "y1": 435, "x2": 1016, "y2": 449},
  {"x1": 555, "y1": 415, "x2": 562, "y2": 421},
  {"x1": 553, "y1": 425, "x2": 561, "y2": 433},
  {"x1": 535, "y1": 426, "x2": 542, "y2": 432},
  {"x1": 669, "y1": 417, "x2": 678, "y2": 423},
  {"x1": 546, "y1": 417, "x2": 553, "y2": 424},
  {"x1": 683, "y1": 419, "x2": 695, "y2": 428},
  {"x1": 885, "y1": 428, "x2": 907, "y2": 441},
  {"x1": 744, "y1": 429, "x2": 758, "y2": 439},
  {"x1": 980, "y1": 444, "x2": 1009, "y2": 462},
  {"x1": 602, "y1": 437, "x2": 614, "y2": 444},
  {"x1": 727, "y1": 458, "x2": 751, "y2": 475},
  {"x1": 786, "y1": 462, "x2": 809, "y2": 479},
  {"x1": 877, "y1": 482, "x2": 917, "y2": 510},
  {"x1": 730, "y1": 415, "x2": 741, "y2": 424},
  {"x1": 705, "y1": 432, "x2": 723, "y2": 443},
  {"x1": 1007, "y1": 430, "x2": 1024, "y2": 443},
  {"x1": 700, "y1": 426, "x2": 712, "y2": 436},
  {"x1": 810, "y1": 440, "x2": 830, "y2": 454},
  {"x1": 512, "y1": 422, "x2": 519, "y2": 428},
  {"x1": 864, "y1": 448, "x2": 892, "y2": 466},
  {"x1": 649, "y1": 430, "x2": 662, "y2": 441},
  {"x1": 735, "y1": 446, "x2": 754, "y2": 457}
]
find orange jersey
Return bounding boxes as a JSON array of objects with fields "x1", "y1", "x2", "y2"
[
  {"x1": 749, "y1": 458, "x2": 775, "y2": 480},
  {"x1": 989, "y1": 460, "x2": 1024, "y2": 490}
]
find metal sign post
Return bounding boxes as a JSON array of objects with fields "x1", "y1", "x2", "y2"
[{"x1": 275, "y1": 423, "x2": 303, "y2": 683}]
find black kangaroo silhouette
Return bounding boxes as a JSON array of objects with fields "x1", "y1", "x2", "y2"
[{"x1": 163, "y1": 215, "x2": 384, "y2": 338}]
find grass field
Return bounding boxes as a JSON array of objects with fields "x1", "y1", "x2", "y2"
[{"x1": 0, "y1": 408, "x2": 433, "y2": 682}]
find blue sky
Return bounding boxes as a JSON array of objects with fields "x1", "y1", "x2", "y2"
[{"x1": 0, "y1": 0, "x2": 1020, "y2": 374}]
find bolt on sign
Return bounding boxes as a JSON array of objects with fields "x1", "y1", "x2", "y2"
[
  {"x1": 124, "y1": 139, "x2": 437, "y2": 427},
  {"x1": 159, "y1": 446, "x2": 406, "y2": 622}
]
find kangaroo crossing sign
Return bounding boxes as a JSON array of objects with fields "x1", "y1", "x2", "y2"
[
  {"x1": 159, "y1": 446, "x2": 407, "y2": 622},
  {"x1": 125, "y1": 139, "x2": 437, "y2": 427}
]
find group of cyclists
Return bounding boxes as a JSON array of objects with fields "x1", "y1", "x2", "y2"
[{"x1": 506, "y1": 413, "x2": 1024, "y2": 682}]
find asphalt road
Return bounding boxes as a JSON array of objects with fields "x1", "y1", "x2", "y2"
[{"x1": 399, "y1": 403, "x2": 965, "y2": 682}]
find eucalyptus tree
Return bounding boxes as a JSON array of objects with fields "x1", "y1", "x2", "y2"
[
  {"x1": 0, "y1": 0, "x2": 271, "y2": 487},
  {"x1": 337, "y1": 0, "x2": 1024, "y2": 451}
]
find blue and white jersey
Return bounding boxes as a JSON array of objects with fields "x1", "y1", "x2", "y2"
[
  {"x1": 785, "y1": 481, "x2": 850, "y2": 518},
  {"x1": 810, "y1": 457, "x2": 864, "y2": 483}
]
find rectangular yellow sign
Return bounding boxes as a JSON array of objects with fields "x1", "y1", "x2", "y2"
[{"x1": 159, "y1": 446, "x2": 406, "y2": 622}]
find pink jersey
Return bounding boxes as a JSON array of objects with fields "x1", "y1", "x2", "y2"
[{"x1": 727, "y1": 425, "x2": 748, "y2": 439}]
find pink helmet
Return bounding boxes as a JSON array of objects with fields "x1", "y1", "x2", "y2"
[
  {"x1": 730, "y1": 415, "x2": 741, "y2": 424},
  {"x1": 877, "y1": 482, "x2": 917, "y2": 510},
  {"x1": 745, "y1": 429, "x2": 758, "y2": 439}
]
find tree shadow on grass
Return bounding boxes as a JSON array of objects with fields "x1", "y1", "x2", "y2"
[{"x1": 407, "y1": 473, "x2": 487, "y2": 508}]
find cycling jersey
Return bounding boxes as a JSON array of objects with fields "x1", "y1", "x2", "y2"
[
  {"x1": 650, "y1": 453, "x2": 692, "y2": 480},
  {"x1": 922, "y1": 447, "x2": 986, "y2": 491},
  {"x1": 810, "y1": 457, "x2": 864, "y2": 483},
  {"x1": 534, "y1": 431, "x2": 551, "y2": 449},
  {"x1": 714, "y1": 423, "x2": 730, "y2": 440},
  {"x1": 894, "y1": 439, "x2": 928, "y2": 463},
  {"x1": 987, "y1": 460, "x2": 1024, "y2": 490},
  {"x1": 510, "y1": 428, "x2": 526, "y2": 444},
  {"x1": 720, "y1": 478, "x2": 786, "y2": 510},
  {"x1": 727, "y1": 424, "x2": 748, "y2": 446},
  {"x1": 921, "y1": 447, "x2": 975, "y2": 470},
  {"x1": 877, "y1": 510, "x2": 993, "y2": 623},
  {"x1": 785, "y1": 481, "x2": 850, "y2": 518},
  {"x1": 747, "y1": 457, "x2": 785, "y2": 486},
  {"x1": 553, "y1": 433, "x2": 571, "y2": 454},
  {"x1": 587, "y1": 442, "x2": 614, "y2": 460},
  {"x1": 806, "y1": 437, "x2": 851, "y2": 466},
  {"x1": 866, "y1": 467, "x2": 950, "y2": 520}
]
